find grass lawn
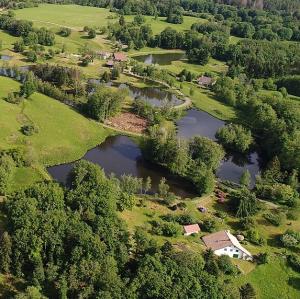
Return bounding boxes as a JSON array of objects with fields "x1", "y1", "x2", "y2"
[
  {"x1": 162, "y1": 57, "x2": 228, "y2": 76},
  {"x1": 0, "y1": 76, "x2": 111, "y2": 186},
  {"x1": 234, "y1": 256, "x2": 300, "y2": 299},
  {"x1": 125, "y1": 15, "x2": 206, "y2": 35},
  {"x1": 179, "y1": 82, "x2": 236, "y2": 121},
  {"x1": 15, "y1": 4, "x2": 116, "y2": 30}
]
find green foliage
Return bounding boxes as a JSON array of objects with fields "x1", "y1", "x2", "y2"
[
  {"x1": 239, "y1": 283, "x2": 256, "y2": 299},
  {"x1": 288, "y1": 254, "x2": 300, "y2": 273},
  {"x1": 216, "y1": 124, "x2": 253, "y2": 153},
  {"x1": 0, "y1": 232, "x2": 12, "y2": 273},
  {"x1": 59, "y1": 27, "x2": 71, "y2": 37},
  {"x1": 235, "y1": 188, "x2": 259, "y2": 218},
  {"x1": 21, "y1": 124, "x2": 38, "y2": 136},
  {"x1": 246, "y1": 228, "x2": 266, "y2": 246},
  {"x1": 85, "y1": 86, "x2": 124, "y2": 122},
  {"x1": 158, "y1": 177, "x2": 169, "y2": 198},
  {"x1": 217, "y1": 255, "x2": 238, "y2": 275},
  {"x1": 255, "y1": 253, "x2": 270, "y2": 265},
  {"x1": 0, "y1": 155, "x2": 15, "y2": 195},
  {"x1": 263, "y1": 211, "x2": 284, "y2": 226},
  {"x1": 201, "y1": 218, "x2": 217, "y2": 232},
  {"x1": 280, "y1": 230, "x2": 300, "y2": 249},
  {"x1": 240, "y1": 170, "x2": 251, "y2": 188}
]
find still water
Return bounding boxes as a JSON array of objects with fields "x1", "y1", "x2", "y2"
[{"x1": 133, "y1": 52, "x2": 185, "y2": 65}]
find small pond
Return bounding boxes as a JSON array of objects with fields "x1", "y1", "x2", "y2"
[
  {"x1": 176, "y1": 109, "x2": 225, "y2": 140},
  {"x1": 48, "y1": 135, "x2": 196, "y2": 198},
  {"x1": 89, "y1": 80, "x2": 183, "y2": 107},
  {"x1": 0, "y1": 55, "x2": 12, "y2": 61},
  {"x1": 133, "y1": 52, "x2": 185, "y2": 65}
]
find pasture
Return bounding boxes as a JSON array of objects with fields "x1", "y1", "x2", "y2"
[{"x1": 0, "y1": 76, "x2": 111, "y2": 188}]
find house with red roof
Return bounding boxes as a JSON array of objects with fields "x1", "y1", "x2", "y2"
[
  {"x1": 183, "y1": 224, "x2": 201, "y2": 236},
  {"x1": 113, "y1": 52, "x2": 127, "y2": 62},
  {"x1": 202, "y1": 230, "x2": 253, "y2": 260}
]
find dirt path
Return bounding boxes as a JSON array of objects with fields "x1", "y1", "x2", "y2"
[{"x1": 30, "y1": 19, "x2": 79, "y2": 30}]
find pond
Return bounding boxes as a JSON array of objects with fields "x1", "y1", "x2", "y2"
[
  {"x1": 133, "y1": 52, "x2": 185, "y2": 65},
  {"x1": 48, "y1": 135, "x2": 196, "y2": 198},
  {"x1": 176, "y1": 109, "x2": 225, "y2": 140},
  {"x1": 88, "y1": 80, "x2": 183, "y2": 107},
  {"x1": 176, "y1": 109, "x2": 261, "y2": 187},
  {"x1": 0, "y1": 55, "x2": 13, "y2": 61}
]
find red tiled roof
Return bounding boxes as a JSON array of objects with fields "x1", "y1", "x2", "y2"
[
  {"x1": 114, "y1": 52, "x2": 127, "y2": 61},
  {"x1": 202, "y1": 230, "x2": 232, "y2": 250},
  {"x1": 197, "y1": 76, "x2": 213, "y2": 85},
  {"x1": 183, "y1": 224, "x2": 201, "y2": 234}
]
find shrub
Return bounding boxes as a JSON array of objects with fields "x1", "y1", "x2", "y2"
[
  {"x1": 217, "y1": 255, "x2": 238, "y2": 275},
  {"x1": 202, "y1": 218, "x2": 217, "y2": 232},
  {"x1": 264, "y1": 212, "x2": 284, "y2": 226},
  {"x1": 246, "y1": 228, "x2": 265, "y2": 246},
  {"x1": 254, "y1": 253, "x2": 269, "y2": 265},
  {"x1": 21, "y1": 124, "x2": 38, "y2": 136},
  {"x1": 288, "y1": 254, "x2": 300, "y2": 273},
  {"x1": 280, "y1": 230, "x2": 300, "y2": 249},
  {"x1": 286, "y1": 210, "x2": 299, "y2": 221},
  {"x1": 5, "y1": 92, "x2": 23, "y2": 104},
  {"x1": 59, "y1": 27, "x2": 71, "y2": 37}
]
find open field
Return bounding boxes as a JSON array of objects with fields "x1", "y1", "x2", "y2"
[
  {"x1": 179, "y1": 82, "x2": 236, "y2": 121},
  {"x1": 0, "y1": 76, "x2": 111, "y2": 187},
  {"x1": 15, "y1": 4, "x2": 116, "y2": 30},
  {"x1": 125, "y1": 15, "x2": 205, "y2": 35}
]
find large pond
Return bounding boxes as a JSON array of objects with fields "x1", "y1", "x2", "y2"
[
  {"x1": 133, "y1": 52, "x2": 185, "y2": 65},
  {"x1": 89, "y1": 80, "x2": 183, "y2": 107},
  {"x1": 48, "y1": 108, "x2": 261, "y2": 196},
  {"x1": 48, "y1": 135, "x2": 196, "y2": 198}
]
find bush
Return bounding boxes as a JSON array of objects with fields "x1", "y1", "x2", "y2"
[
  {"x1": 217, "y1": 255, "x2": 238, "y2": 275},
  {"x1": 254, "y1": 253, "x2": 269, "y2": 265},
  {"x1": 280, "y1": 230, "x2": 300, "y2": 249},
  {"x1": 246, "y1": 228, "x2": 265, "y2": 245},
  {"x1": 286, "y1": 210, "x2": 299, "y2": 221},
  {"x1": 239, "y1": 217, "x2": 255, "y2": 230},
  {"x1": 288, "y1": 254, "x2": 300, "y2": 273},
  {"x1": 151, "y1": 220, "x2": 181, "y2": 237},
  {"x1": 21, "y1": 124, "x2": 38, "y2": 136},
  {"x1": 5, "y1": 92, "x2": 23, "y2": 104},
  {"x1": 59, "y1": 27, "x2": 71, "y2": 37},
  {"x1": 202, "y1": 218, "x2": 217, "y2": 232},
  {"x1": 264, "y1": 212, "x2": 284, "y2": 226}
]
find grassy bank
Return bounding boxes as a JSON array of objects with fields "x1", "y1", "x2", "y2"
[{"x1": 0, "y1": 76, "x2": 111, "y2": 187}]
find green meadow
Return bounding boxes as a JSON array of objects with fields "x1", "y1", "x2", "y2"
[{"x1": 0, "y1": 76, "x2": 111, "y2": 187}]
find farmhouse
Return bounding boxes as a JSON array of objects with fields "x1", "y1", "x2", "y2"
[
  {"x1": 197, "y1": 75, "x2": 215, "y2": 88},
  {"x1": 183, "y1": 224, "x2": 201, "y2": 236},
  {"x1": 202, "y1": 230, "x2": 252, "y2": 260},
  {"x1": 113, "y1": 52, "x2": 127, "y2": 62}
]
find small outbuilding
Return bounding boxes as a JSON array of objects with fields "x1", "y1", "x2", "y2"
[
  {"x1": 113, "y1": 52, "x2": 127, "y2": 62},
  {"x1": 202, "y1": 230, "x2": 252, "y2": 260},
  {"x1": 197, "y1": 76, "x2": 215, "y2": 88},
  {"x1": 183, "y1": 224, "x2": 201, "y2": 236}
]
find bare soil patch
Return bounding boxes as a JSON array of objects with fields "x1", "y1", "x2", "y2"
[{"x1": 105, "y1": 112, "x2": 148, "y2": 134}]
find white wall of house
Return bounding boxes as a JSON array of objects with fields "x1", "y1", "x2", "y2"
[{"x1": 214, "y1": 245, "x2": 251, "y2": 260}]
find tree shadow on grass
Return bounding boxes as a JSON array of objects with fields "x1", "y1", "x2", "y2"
[{"x1": 288, "y1": 277, "x2": 300, "y2": 291}]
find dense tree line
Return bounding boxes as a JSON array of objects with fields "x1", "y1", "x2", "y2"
[
  {"x1": 0, "y1": 13, "x2": 55, "y2": 46},
  {"x1": 213, "y1": 75, "x2": 300, "y2": 175},
  {"x1": 0, "y1": 160, "x2": 235, "y2": 298}
]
